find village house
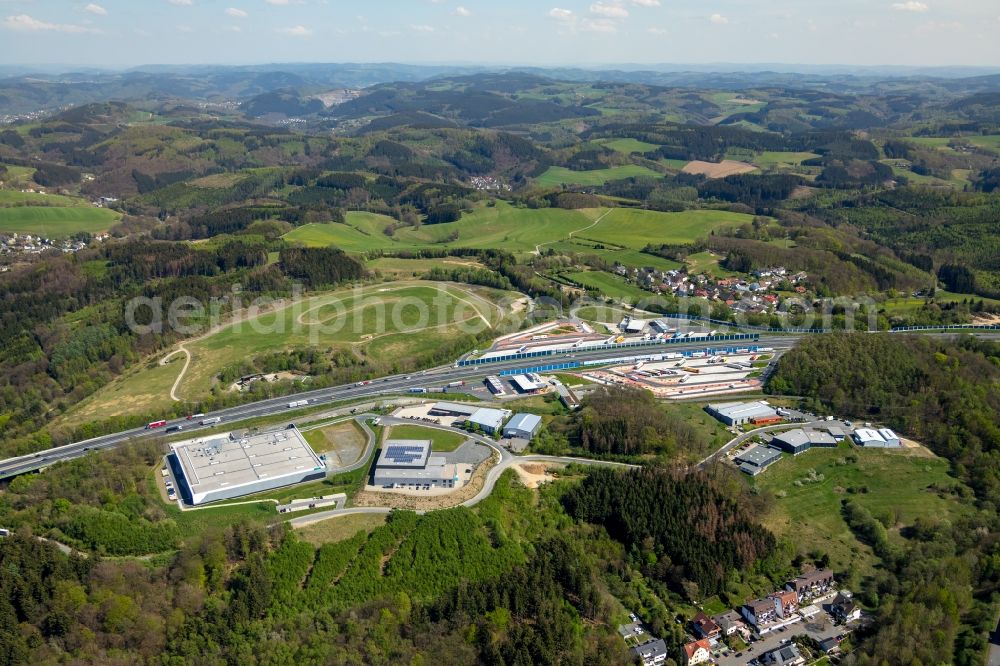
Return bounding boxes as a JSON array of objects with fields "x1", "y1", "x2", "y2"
[
  {"x1": 691, "y1": 611, "x2": 721, "y2": 640},
  {"x1": 785, "y1": 569, "x2": 835, "y2": 601},
  {"x1": 682, "y1": 638, "x2": 712, "y2": 666}
]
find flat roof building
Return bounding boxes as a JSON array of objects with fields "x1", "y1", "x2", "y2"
[
  {"x1": 429, "y1": 402, "x2": 479, "y2": 417},
  {"x1": 770, "y1": 429, "x2": 837, "y2": 455},
  {"x1": 735, "y1": 445, "x2": 782, "y2": 476},
  {"x1": 169, "y1": 426, "x2": 326, "y2": 505},
  {"x1": 852, "y1": 428, "x2": 901, "y2": 448},
  {"x1": 373, "y1": 439, "x2": 460, "y2": 490},
  {"x1": 509, "y1": 374, "x2": 541, "y2": 393},
  {"x1": 468, "y1": 407, "x2": 511, "y2": 435},
  {"x1": 503, "y1": 413, "x2": 542, "y2": 440},
  {"x1": 706, "y1": 401, "x2": 778, "y2": 426}
]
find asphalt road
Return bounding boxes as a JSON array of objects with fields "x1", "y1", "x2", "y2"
[
  {"x1": 3, "y1": 329, "x2": 995, "y2": 480},
  {"x1": 0, "y1": 337, "x2": 791, "y2": 480},
  {"x1": 288, "y1": 415, "x2": 639, "y2": 527}
]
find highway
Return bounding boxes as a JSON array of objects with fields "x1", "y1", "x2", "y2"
[
  {"x1": 0, "y1": 336, "x2": 793, "y2": 480},
  {"x1": 2, "y1": 328, "x2": 996, "y2": 480}
]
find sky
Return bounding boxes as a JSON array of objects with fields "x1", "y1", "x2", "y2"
[{"x1": 0, "y1": 0, "x2": 998, "y2": 68}]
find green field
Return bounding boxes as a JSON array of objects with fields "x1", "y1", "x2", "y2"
[
  {"x1": 0, "y1": 190, "x2": 120, "y2": 236},
  {"x1": 752, "y1": 151, "x2": 820, "y2": 168},
  {"x1": 564, "y1": 270, "x2": 656, "y2": 302},
  {"x1": 534, "y1": 165, "x2": 664, "y2": 187},
  {"x1": 577, "y1": 208, "x2": 751, "y2": 248},
  {"x1": 757, "y1": 443, "x2": 972, "y2": 576},
  {"x1": 285, "y1": 204, "x2": 755, "y2": 268},
  {"x1": 386, "y1": 423, "x2": 468, "y2": 452},
  {"x1": 684, "y1": 250, "x2": 743, "y2": 278},
  {"x1": 908, "y1": 135, "x2": 1000, "y2": 153},
  {"x1": 596, "y1": 138, "x2": 660, "y2": 154},
  {"x1": 65, "y1": 282, "x2": 510, "y2": 420}
]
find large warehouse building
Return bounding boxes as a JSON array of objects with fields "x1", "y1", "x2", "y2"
[
  {"x1": 503, "y1": 413, "x2": 542, "y2": 440},
  {"x1": 734, "y1": 445, "x2": 782, "y2": 476},
  {"x1": 770, "y1": 429, "x2": 838, "y2": 455},
  {"x1": 852, "y1": 428, "x2": 902, "y2": 448},
  {"x1": 706, "y1": 401, "x2": 779, "y2": 426},
  {"x1": 468, "y1": 407, "x2": 512, "y2": 435},
  {"x1": 169, "y1": 425, "x2": 326, "y2": 505},
  {"x1": 372, "y1": 439, "x2": 460, "y2": 490}
]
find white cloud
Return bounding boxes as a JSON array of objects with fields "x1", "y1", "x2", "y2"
[
  {"x1": 278, "y1": 24, "x2": 311, "y2": 36},
  {"x1": 3, "y1": 14, "x2": 94, "y2": 32},
  {"x1": 581, "y1": 17, "x2": 617, "y2": 32},
  {"x1": 548, "y1": 7, "x2": 573, "y2": 21},
  {"x1": 631, "y1": 0, "x2": 660, "y2": 6},
  {"x1": 891, "y1": 1, "x2": 929, "y2": 11},
  {"x1": 225, "y1": 7, "x2": 248, "y2": 18},
  {"x1": 590, "y1": 1, "x2": 628, "y2": 19},
  {"x1": 224, "y1": 25, "x2": 241, "y2": 32},
  {"x1": 454, "y1": 6, "x2": 471, "y2": 17},
  {"x1": 410, "y1": 23, "x2": 435, "y2": 32},
  {"x1": 265, "y1": 0, "x2": 292, "y2": 5},
  {"x1": 84, "y1": 3, "x2": 107, "y2": 16},
  {"x1": 709, "y1": 13, "x2": 728, "y2": 24},
  {"x1": 169, "y1": 0, "x2": 193, "y2": 6}
]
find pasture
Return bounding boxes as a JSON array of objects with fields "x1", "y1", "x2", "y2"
[
  {"x1": 0, "y1": 190, "x2": 120, "y2": 236},
  {"x1": 757, "y1": 443, "x2": 971, "y2": 576},
  {"x1": 681, "y1": 160, "x2": 757, "y2": 178},
  {"x1": 534, "y1": 165, "x2": 664, "y2": 187},
  {"x1": 596, "y1": 138, "x2": 659, "y2": 154},
  {"x1": 578, "y1": 208, "x2": 753, "y2": 248}
]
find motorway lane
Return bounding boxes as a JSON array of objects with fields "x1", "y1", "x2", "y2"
[{"x1": 0, "y1": 337, "x2": 788, "y2": 479}]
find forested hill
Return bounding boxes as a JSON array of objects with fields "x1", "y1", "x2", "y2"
[{"x1": 768, "y1": 334, "x2": 1000, "y2": 664}]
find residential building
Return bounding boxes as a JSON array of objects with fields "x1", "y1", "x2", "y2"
[
  {"x1": 772, "y1": 590, "x2": 799, "y2": 619},
  {"x1": 734, "y1": 445, "x2": 782, "y2": 476},
  {"x1": 762, "y1": 643, "x2": 805, "y2": 666},
  {"x1": 691, "y1": 611, "x2": 721, "y2": 639},
  {"x1": 503, "y1": 413, "x2": 542, "y2": 440},
  {"x1": 785, "y1": 568, "x2": 835, "y2": 601},
  {"x1": 742, "y1": 598, "x2": 777, "y2": 628},
  {"x1": 706, "y1": 400, "x2": 778, "y2": 426},
  {"x1": 168, "y1": 425, "x2": 326, "y2": 505},
  {"x1": 682, "y1": 638, "x2": 712, "y2": 665},
  {"x1": 632, "y1": 638, "x2": 668, "y2": 666},
  {"x1": 830, "y1": 593, "x2": 861, "y2": 623},
  {"x1": 713, "y1": 611, "x2": 747, "y2": 637}
]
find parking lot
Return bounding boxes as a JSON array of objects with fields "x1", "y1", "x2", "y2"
[{"x1": 712, "y1": 613, "x2": 845, "y2": 666}]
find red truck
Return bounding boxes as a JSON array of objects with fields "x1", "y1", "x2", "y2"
[{"x1": 145, "y1": 420, "x2": 167, "y2": 429}]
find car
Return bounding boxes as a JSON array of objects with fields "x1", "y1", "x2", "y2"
[{"x1": 736, "y1": 653, "x2": 743, "y2": 658}]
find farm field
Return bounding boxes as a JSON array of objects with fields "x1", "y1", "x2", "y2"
[
  {"x1": 64, "y1": 282, "x2": 511, "y2": 420},
  {"x1": 534, "y1": 165, "x2": 663, "y2": 187},
  {"x1": 682, "y1": 160, "x2": 757, "y2": 178},
  {"x1": 386, "y1": 423, "x2": 468, "y2": 452},
  {"x1": 367, "y1": 256, "x2": 486, "y2": 278},
  {"x1": 683, "y1": 250, "x2": 744, "y2": 278},
  {"x1": 756, "y1": 443, "x2": 972, "y2": 576},
  {"x1": 0, "y1": 190, "x2": 121, "y2": 236},
  {"x1": 907, "y1": 135, "x2": 1000, "y2": 153}
]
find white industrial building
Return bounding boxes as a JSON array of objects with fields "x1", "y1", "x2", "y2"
[
  {"x1": 169, "y1": 425, "x2": 326, "y2": 505},
  {"x1": 468, "y1": 407, "x2": 511, "y2": 435},
  {"x1": 509, "y1": 374, "x2": 542, "y2": 393},
  {"x1": 852, "y1": 428, "x2": 902, "y2": 448},
  {"x1": 621, "y1": 317, "x2": 647, "y2": 333},
  {"x1": 706, "y1": 401, "x2": 779, "y2": 426},
  {"x1": 372, "y1": 439, "x2": 460, "y2": 490},
  {"x1": 503, "y1": 413, "x2": 542, "y2": 440}
]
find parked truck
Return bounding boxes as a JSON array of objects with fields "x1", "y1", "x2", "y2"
[
  {"x1": 409, "y1": 387, "x2": 428, "y2": 394},
  {"x1": 446, "y1": 380, "x2": 465, "y2": 388}
]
